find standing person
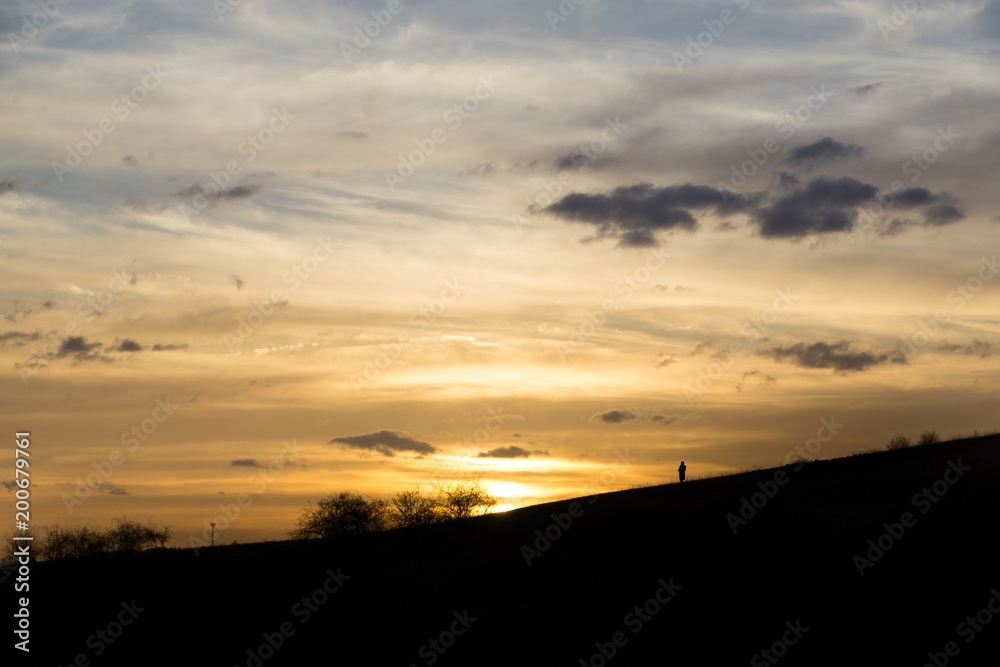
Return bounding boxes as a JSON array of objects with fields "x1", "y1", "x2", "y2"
[{"x1": 678, "y1": 460, "x2": 687, "y2": 483}]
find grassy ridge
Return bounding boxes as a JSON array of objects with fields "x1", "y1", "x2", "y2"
[{"x1": 14, "y1": 433, "x2": 1000, "y2": 666}]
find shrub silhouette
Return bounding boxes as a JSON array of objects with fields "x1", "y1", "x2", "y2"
[
  {"x1": 886, "y1": 434, "x2": 912, "y2": 450},
  {"x1": 7, "y1": 518, "x2": 174, "y2": 562},
  {"x1": 917, "y1": 430, "x2": 940, "y2": 446},
  {"x1": 290, "y1": 492, "x2": 393, "y2": 539},
  {"x1": 291, "y1": 481, "x2": 499, "y2": 539},
  {"x1": 391, "y1": 488, "x2": 442, "y2": 528},
  {"x1": 106, "y1": 516, "x2": 172, "y2": 552},
  {"x1": 436, "y1": 480, "x2": 497, "y2": 519}
]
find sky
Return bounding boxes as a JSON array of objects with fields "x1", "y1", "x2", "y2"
[{"x1": 1, "y1": 0, "x2": 998, "y2": 545}]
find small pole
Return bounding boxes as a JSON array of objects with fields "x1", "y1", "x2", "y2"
[{"x1": 210, "y1": 522, "x2": 216, "y2": 547}]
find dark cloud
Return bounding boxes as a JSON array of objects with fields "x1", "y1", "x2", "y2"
[
  {"x1": 4, "y1": 305, "x2": 33, "y2": 323},
  {"x1": 759, "y1": 340, "x2": 904, "y2": 372},
  {"x1": 330, "y1": 430, "x2": 437, "y2": 457},
  {"x1": 773, "y1": 171, "x2": 799, "y2": 188},
  {"x1": 650, "y1": 414, "x2": 678, "y2": 425},
  {"x1": 0, "y1": 330, "x2": 42, "y2": 347},
  {"x1": 690, "y1": 341, "x2": 713, "y2": 356},
  {"x1": 152, "y1": 343, "x2": 188, "y2": 351},
  {"x1": 218, "y1": 184, "x2": 261, "y2": 200},
  {"x1": 231, "y1": 458, "x2": 261, "y2": 467},
  {"x1": 553, "y1": 151, "x2": 619, "y2": 172},
  {"x1": 752, "y1": 176, "x2": 878, "y2": 238},
  {"x1": 653, "y1": 353, "x2": 678, "y2": 368},
  {"x1": 545, "y1": 183, "x2": 756, "y2": 247},
  {"x1": 783, "y1": 138, "x2": 863, "y2": 168},
  {"x1": 591, "y1": 410, "x2": 637, "y2": 424},
  {"x1": 477, "y1": 445, "x2": 533, "y2": 459},
  {"x1": 937, "y1": 339, "x2": 992, "y2": 358},
  {"x1": 122, "y1": 155, "x2": 139, "y2": 167},
  {"x1": 57, "y1": 336, "x2": 103, "y2": 360},
  {"x1": 175, "y1": 183, "x2": 262, "y2": 203},
  {"x1": 850, "y1": 82, "x2": 882, "y2": 97},
  {"x1": 1, "y1": 480, "x2": 16, "y2": 492},
  {"x1": 61, "y1": 480, "x2": 126, "y2": 495},
  {"x1": 0, "y1": 179, "x2": 16, "y2": 195},
  {"x1": 116, "y1": 338, "x2": 142, "y2": 352}
]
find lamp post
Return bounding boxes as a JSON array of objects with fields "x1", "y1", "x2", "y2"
[{"x1": 210, "y1": 522, "x2": 216, "y2": 547}]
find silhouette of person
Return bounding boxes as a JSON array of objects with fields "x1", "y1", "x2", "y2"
[{"x1": 678, "y1": 461, "x2": 686, "y2": 483}]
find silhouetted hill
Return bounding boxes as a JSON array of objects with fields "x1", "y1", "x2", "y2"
[{"x1": 12, "y1": 434, "x2": 1000, "y2": 666}]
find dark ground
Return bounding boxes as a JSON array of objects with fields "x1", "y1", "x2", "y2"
[{"x1": 9, "y1": 434, "x2": 1000, "y2": 666}]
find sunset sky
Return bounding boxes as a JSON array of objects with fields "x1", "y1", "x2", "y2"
[{"x1": 2, "y1": 0, "x2": 998, "y2": 545}]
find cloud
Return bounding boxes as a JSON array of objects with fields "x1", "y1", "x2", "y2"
[
  {"x1": 690, "y1": 341, "x2": 713, "y2": 356},
  {"x1": 553, "y1": 151, "x2": 619, "y2": 172},
  {"x1": 783, "y1": 138, "x2": 863, "y2": 168},
  {"x1": 60, "y1": 481, "x2": 126, "y2": 495},
  {"x1": 759, "y1": 340, "x2": 905, "y2": 372},
  {"x1": 56, "y1": 336, "x2": 103, "y2": 360},
  {"x1": 477, "y1": 445, "x2": 533, "y2": 458},
  {"x1": 850, "y1": 82, "x2": 882, "y2": 97},
  {"x1": 231, "y1": 458, "x2": 261, "y2": 467},
  {"x1": 0, "y1": 330, "x2": 42, "y2": 347},
  {"x1": 591, "y1": 409, "x2": 637, "y2": 424},
  {"x1": 121, "y1": 155, "x2": 139, "y2": 167},
  {"x1": 545, "y1": 183, "x2": 756, "y2": 247},
  {"x1": 151, "y1": 343, "x2": 188, "y2": 351},
  {"x1": 175, "y1": 183, "x2": 262, "y2": 204},
  {"x1": 937, "y1": 339, "x2": 992, "y2": 358},
  {"x1": 653, "y1": 353, "x2": 678, "y2": 368},
  {"x1": 336, "y1": 130, "x2": 368, "y2": 139},
  {"x1": 0, "y1": 179, "x2": 16, "y2": 195},
  {"x1": 752, "y1": 176, "x2": 878, "y2": 238},
  {"x1": 1, "y1": 480, "x2": 16, "y2": 492},
  {"x1": 116, "y1": 338, "x2": 142, "y2": 352},
  {"x1": 650, "y1": 414, "x2": 678, "y2": 425},
  {"x1": 330, "y1": 430, "x2": 437, "y2": 457}
]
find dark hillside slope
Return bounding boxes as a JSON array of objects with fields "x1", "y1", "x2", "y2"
[{"x1": 14, "y1": 434, "x2": 1000, "y2": 666}]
